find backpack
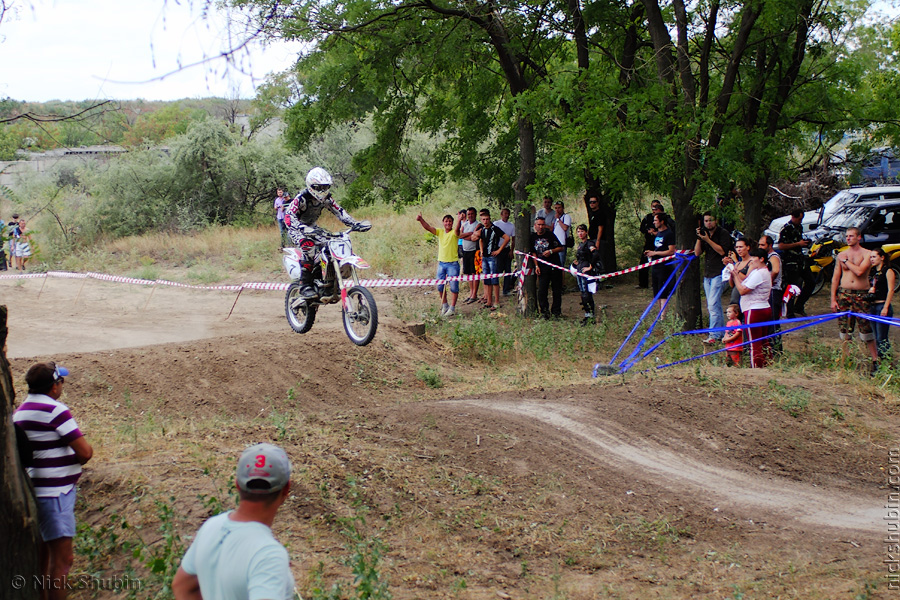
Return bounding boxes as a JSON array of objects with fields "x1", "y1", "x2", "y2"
[{"x1": 563, "y1": 215, "x2": 575, "y2": 247}]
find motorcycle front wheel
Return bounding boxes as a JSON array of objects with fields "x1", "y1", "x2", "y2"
[
  {"x1": 285, "y1": 282, "x2": 317, "y2": 333},
  {"x1": 342, "y1": 286, "x2": 378, "y2": 346}
]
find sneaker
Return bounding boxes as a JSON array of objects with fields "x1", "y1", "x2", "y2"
[
  {"x1": 702, "y1": 337, "x2": 718, "y2": 345},
  {"x1": 795, "y1": 308, "x2": 808, "y2": 317},
  {"x1": 440, "y1": 305, "x2": 449, "y2": 316},
  {"x1": 580, "y1": 316, "x2": 594, "y2": 326},
  {"x1": 444, "y1": 306, "x2": 456, "y2": 318}
]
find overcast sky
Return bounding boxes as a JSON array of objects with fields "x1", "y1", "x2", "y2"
[
  {"x1": 1, "y1": 0, "x2": 896, "y2": 104},
  {"x1": 0, "y1": 0, "x2": 303, "y2": 102}
]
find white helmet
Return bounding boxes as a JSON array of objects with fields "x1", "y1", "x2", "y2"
[{"x1": 306, "y1": 167, "x2": 333, "y2": 201}]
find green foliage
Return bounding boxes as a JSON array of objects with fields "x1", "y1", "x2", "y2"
[
  {"x1": 0, "y1": 125, "x2": 19, "y2": 160},
  {"x1": 310, "y1": 478, "x2": 393, "y2": 600},
  {"x1": 142, "y1": 496, "x2": 186, "y2": 594},
  {"x1": 415, "y1": 365, "x2": 443, "y2": 389},
  {"x1": 123, "y1": 104, "x2": 205, "y2": 147},
  {"x1": 444, "y1": 312, "x2": 515, "y2": 364},
  {"x1": 72, "y1": 118, "x2": 308, "y2": 239},
  {"x1": 74, "y1": 495, "x2": 187, "y2": 600}
]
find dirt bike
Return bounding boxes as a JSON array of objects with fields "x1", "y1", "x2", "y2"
[{"x1": 282, "y1": 228, "x2": 378, "y2": 346}]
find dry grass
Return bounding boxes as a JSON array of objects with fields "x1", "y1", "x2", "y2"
[{"x1": 37, "y1": 186, "x2": 604, "y2": 284}]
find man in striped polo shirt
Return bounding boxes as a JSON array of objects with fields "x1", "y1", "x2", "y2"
[{"x1": 14, "y1": 362, "x2": 93, "y2": 600}]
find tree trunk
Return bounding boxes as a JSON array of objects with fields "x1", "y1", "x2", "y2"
[
  {"x1": 514, "y1": 204, "x2": 537, "y2": 316},
  {"x1": 514, "y1": 116, "x2": 538, "y2": 316},
  {"x1": 744, "y1": 175, "x2": 768, "y2": 239},
  {"x1": 672, "y1": 192, "x2": 702, "y2": 329},
  {"x1": 0, "y1": 306, "x2": 41, "y2": 599}
]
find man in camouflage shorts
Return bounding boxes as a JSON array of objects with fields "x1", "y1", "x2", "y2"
[
  {"x1": 830, "y1": 227, "x2": 879, "y2": 370},
  {"x1": 836, "y1": 288, "x2": 875, "y2": 342}
]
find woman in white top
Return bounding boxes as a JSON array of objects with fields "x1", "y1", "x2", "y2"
[
  {"x1": 733, "y1": 248, "x2": 773, "y2": 368},
  {"x1": 14, "y1": 219, "x2": 32, "y2": 271}
]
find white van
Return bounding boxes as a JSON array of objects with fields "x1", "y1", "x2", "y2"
[{"x1": 765, "y1": 185, "x2": 900, "y2": 241}]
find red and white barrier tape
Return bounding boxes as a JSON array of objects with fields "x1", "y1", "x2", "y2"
[
  {"x1": 0, "y1": 269, "x2": 519, "y2": 293},
  {"x1": 0, "y1": 251, "x2": 693, "y2": 293},
  {"x1": 514, "y1": 249, "x2": 692, "y2": 281},
  {"x1": 358, "y1": 271, "x2": 517, "y2": 288},
  {"x1": 0, "y1": 272, "x2": 47, "y2": 280}
]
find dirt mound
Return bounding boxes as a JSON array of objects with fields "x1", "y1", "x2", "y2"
[{"x1": 3, "y1": 275, "x2": 894, "y2": 599}]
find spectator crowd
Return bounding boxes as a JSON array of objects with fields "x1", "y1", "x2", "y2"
[{"x1": 413, "y1": 198, "x2": 894, "y2": 371}]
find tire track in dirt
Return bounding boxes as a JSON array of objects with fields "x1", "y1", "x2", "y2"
[{"x1": 448, "y1": 399, "x2": 882, "y2": 533}]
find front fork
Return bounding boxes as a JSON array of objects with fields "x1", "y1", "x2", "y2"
[{"x1": 333, "y1": 259, "x2": 361, "y2": 311}]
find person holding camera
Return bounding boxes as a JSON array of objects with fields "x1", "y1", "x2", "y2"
[{"x1": 693, "y1": 212, "x2": 732, "y2": 345}]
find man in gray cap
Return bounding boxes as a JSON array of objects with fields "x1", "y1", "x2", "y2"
[{"x1": 172, "y1": 443, "x2": 294, "y2": 600}]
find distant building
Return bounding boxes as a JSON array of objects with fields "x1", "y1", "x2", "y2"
[{"x1": 0, "y1": 145, "x2": 128, "y2": 188}]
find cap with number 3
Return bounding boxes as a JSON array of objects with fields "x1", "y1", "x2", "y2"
[{"x1": 236, "y1": 443, "x2": 291, "y2": 493}]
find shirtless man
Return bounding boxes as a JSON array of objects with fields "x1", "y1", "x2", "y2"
[{"x1": 830, "y1": 227, "x2": 879, "y2": 369}]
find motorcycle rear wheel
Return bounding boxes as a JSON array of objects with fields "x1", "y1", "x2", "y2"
[
  {"x1": 343, "y1": 286, "x2": 378, "y2": 346},
  {"x1": 285, "y1": 282, "x2": 317, "y2": 333}
]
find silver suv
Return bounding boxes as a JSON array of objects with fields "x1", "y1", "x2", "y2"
[{"x1": 765, "y1": 185, "x2": 900, "y2": 240}]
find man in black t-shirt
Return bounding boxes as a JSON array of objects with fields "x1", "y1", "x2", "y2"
[
  {"x1": 530, "y1": 217, "x2": 565, "y2": 318},
  {"x1": 474, "y1": 209, "x2": 510, "y2": 310},
  {"x1": 587, "y1": 195, "x2": 611, "y2": 286},
  {"x1": 693, "y1": 212, "x2": 732, "y2": 344},
  {"x1": 777, "y1": 209, "x2": 814, "y2": 317},
  {"x1": 638, "y1": 201, "x2": 675, "y2": 288}
]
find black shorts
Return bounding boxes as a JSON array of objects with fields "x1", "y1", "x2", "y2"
[
  {"x1": 652, "y1": 265, "x2": 676, "y2": 298},
  {"x1": 462, "y1": 250, "x2": 477, "y2": 275}
]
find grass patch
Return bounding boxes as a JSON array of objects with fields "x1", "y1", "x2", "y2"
[
  {"x1": 415, "y1": 365, "x2": 443, "y2": 388},
  {"x1": 767, "y1": 379, "x2": 810, "y2": 417}
]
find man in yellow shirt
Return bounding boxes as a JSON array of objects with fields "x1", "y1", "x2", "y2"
[{"x1": 417, "y1": 212, "x2": 464, "y2": 316}]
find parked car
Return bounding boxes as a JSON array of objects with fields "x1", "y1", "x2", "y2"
[
  {"x1": 805, "y1": 199, "x2": 900, "y2": 294},
  {"x1": 765, "y1": 185, "x2": 900, "y2": 241},
  {"x1": 807, "y1": 199, "x2": 900, "y2": 247}
]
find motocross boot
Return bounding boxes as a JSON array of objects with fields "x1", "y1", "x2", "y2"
[{"x1": 299, "y1": 264, "x2": 317, "y2": 299}]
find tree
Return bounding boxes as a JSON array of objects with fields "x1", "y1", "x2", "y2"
[
  {"x1": 87, "y1": 118, "x2": 308, "y2": 237},
  {"x1": 122, "y1": 104, "x2": 203, "y2": 147},
  {"x1": 590, "y1": 0, "x2": 867, "y2": 326},
  {"x1": 0, "y1": 306, "x2": 41, "y2": 600},
  {"x1": 237, "y1": 0, "x2": 579, "y2": 313}
]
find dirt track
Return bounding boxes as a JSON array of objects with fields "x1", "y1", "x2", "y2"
[
  {"x1": 2, "y1": 274, "x2": 894, "y2": 598},
  {"x1": 446, "y1": 399, "x2": 881, "y2": 532}
]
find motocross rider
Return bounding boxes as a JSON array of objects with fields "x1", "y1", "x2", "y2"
[{"x1": 285, "y1": 167, "x2": 371, "y2": 298}]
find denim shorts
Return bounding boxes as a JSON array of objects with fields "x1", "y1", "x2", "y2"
[
  {"x1": 437, "y1": 261, "x2": 460, "y2": 294},
  {"x1": 37, "y1": 488, "x2": 77, "y2": 541},
  {"x1": 481, "y1": 256, "x2": 499, "y2": 286}
]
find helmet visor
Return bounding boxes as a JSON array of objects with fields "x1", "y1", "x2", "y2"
[{"x1": 311, "y1": 184, "x2": 331, "y2": 193}]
